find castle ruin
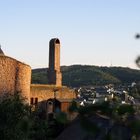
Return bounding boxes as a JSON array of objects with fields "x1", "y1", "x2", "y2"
[{"x1": 0, "y1": 38, "x2": 76, "y2": 117}]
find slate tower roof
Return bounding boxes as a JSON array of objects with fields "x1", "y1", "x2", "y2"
[{"x1": 0, "y1": 45, "x2": 4, "y2": 55}]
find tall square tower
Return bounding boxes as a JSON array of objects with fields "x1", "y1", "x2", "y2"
[{"x1": 48, "y1": 38, "x2": 62, "y2": 87}]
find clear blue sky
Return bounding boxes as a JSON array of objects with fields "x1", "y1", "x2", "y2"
[{"x1": 0, "y1": 0, "x2": 140, "y2": 69}]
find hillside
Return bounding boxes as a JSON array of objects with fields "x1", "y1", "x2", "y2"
[{"x1": 32, "y1": 65, "x2": 140, "y2": 87}]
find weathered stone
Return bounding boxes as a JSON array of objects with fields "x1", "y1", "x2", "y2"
[
  {"x1": 48, "y1": 38, "x2": 62, "y2": 87},
  {"x1": 30, "y1": 84, "x2": 76, "y2": 102},
  {"x1": 0, "y1": 55, "x2": 31, "y2": 103}
]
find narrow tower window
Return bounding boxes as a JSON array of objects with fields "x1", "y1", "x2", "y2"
[
  {"x1": 35, "y1": 98, "x2": 38, "y2": 105},
  {"x1": 30, "y1": 98, "x2": 34, "y2": 105}
]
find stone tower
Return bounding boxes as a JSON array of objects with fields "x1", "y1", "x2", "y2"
[{"x1": 48, "y1": 38, "x2": 62, "y2": 87}]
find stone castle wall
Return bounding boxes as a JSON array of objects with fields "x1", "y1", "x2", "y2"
[
  {"x1": 0, "y1": 55, "x2": 17, "y2": 94},
  {"x1": 16, "y1": 62, "x2": 31, "y2": 102},
  {"x1": 0, "y1": 55, "x2": 31, "y2": 102},
  {"x1": 30, "y1": 84, "x2": 76, "y2": 102}
]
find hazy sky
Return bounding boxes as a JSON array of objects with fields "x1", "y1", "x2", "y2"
[{"x1": 0, "y1": 0, "x2": 140, "y2": 69}]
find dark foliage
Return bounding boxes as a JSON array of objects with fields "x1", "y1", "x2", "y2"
[
  {"x1": 32, "y1": 65, "x2": 140, "y2": 87},
  {"x1": 0, "y1": 93, "x2": 30, "y2": 140},
  {"x1": 0, "y1": 93, "x2": 68, "y2": 140},
  {"x1": 32, "y1": 68, "x2": 48, "y2": 84}
]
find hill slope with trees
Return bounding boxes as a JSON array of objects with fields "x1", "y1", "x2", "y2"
[{"x1": 32, "y1": 65, "x2": 140, "y2": 87}]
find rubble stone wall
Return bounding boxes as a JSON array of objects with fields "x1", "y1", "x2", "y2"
[
  {"x1": 30, "y1": 84, "x2": 76, "y2": 102},
  {"x1": 16, "y1": 62, "x2": 31, "y2": 102},
  {"x1": 0, "y1": 56, "x2": 17, "y2": 94},
  {"x1": 0, "y1": 55, "x2": 31, "y2": 103}
]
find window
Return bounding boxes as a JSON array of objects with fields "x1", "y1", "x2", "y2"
[
  {"x1": 35, "y1": 98, "x2": 38, "y2": 105},
  {"x1": 48, "y1": 101, "x2": 53, "y2": 105},
  {"x1": 30, "y1": 98, "x2": 34, "y2": 105}
]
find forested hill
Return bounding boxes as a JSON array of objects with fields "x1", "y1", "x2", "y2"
[{"x1": 32, "y1": 65, "x2": 140, "y2": 87}]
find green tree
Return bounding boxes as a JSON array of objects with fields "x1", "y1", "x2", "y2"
[{"x1": 0, "y1": 93, "x2": 30, "y2": 140}]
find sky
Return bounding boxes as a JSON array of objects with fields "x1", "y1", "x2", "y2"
[{"x1": 0, "y1": 0, "x2": 140, "y2": 69}]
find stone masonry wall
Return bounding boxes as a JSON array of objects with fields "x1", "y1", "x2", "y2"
[
  {"x1": 30, "y1": 84, "x2": 76, "y2": 102},
  {"x1": 0, "y1": 55, "x2": 31, "y2": 103},
  {"x1": 16, "y1": 62, "x2": 31, "y2": 102},
  {"x1": 54, "y1": 44, "x2": 60, "y2": 71},
  {"x1": 0, "y1": 56, "x2": 17, "y2": 94}
]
